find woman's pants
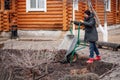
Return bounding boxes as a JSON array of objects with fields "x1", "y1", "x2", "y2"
[{"x1": 89, "y1": 42, "x2": 100, "y2": 58}]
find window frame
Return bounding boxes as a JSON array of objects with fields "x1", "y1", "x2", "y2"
[
  {"x1": 106, "y1": 0, "x2": 111, "y2": 12},
  {"x1": 26, "y1": 0, "x2": 47, "y2": 12}
]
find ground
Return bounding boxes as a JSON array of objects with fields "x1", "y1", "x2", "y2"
[
  {"x1": 0, "y1": 38, "x2": 119, "y2": 80},
  {"x1": 0, "y1": 27, "x2": 120, "y2": 80}
]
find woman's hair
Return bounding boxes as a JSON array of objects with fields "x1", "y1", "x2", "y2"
[{"x1": 84, "y1": 10, "x2": 91, "y2": 16}]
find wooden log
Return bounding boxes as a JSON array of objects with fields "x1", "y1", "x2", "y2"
[
  {"x1": 1, "y1": 0, "x2": 4, "y2": 11},
  {"x1": 12, "y1": 0, "x2": 16, "y2": 11},
  {"x1": 0, "y1": 12, "x2": 2, "y2": 31},
  {"x1": 96, "y1": 41, "x2": 120, "y2": 51},
  {"x1": 17, "y1": 12, "x2": 63, "y2": 15},
  {"x1": 17, "y1": 21, "x2": 63, "y2": 24},
  {"x1": 62, "y1": 0, "x2": 67, "y2": 30},
  {"x1": 18, "y1": 27, "x2": 62, "y2": 30},
  {"x1": 18, "y1": 15, "x2": 63, "y2": 18}
]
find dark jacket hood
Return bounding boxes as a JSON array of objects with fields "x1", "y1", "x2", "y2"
[{"x1": 84, "y1": 12, "x2": 94, "y2": 21}]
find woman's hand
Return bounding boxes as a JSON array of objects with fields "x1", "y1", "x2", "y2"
[
  {"x1": 70, "y1": 19, "x2": 74, "y2": 23},
  {"x1": 80, "y1": 20, "x2": 84, "y2": 23}
]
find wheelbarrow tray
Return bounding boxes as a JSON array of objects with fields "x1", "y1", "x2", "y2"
[{"x1": 58, "y1": 34, "x2": 78, "y2": 59}]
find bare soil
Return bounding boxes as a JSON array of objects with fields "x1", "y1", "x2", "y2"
[
  {"x1": 0, "y1": 37, "x2": 120, "y2": 80},
  {"x1": 0, "y1": 49, "x2": 117, "y2": 80}
]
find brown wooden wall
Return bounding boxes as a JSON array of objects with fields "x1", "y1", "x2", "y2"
[
  {"x1": 0, "y1": 0, "x2": 17, "y2": 31},
  {"x1": 15, "y1": 0, "x2": 120, "y2": 30},
  {"x1": 0, "y1": 0, "x2": 120, "y2": 31},
  {"x1": 16, "y1": 0, "x2": 87, "y2": 30},
  {"x1": 0, "y1": 11, "x2": 3, "y2": 31},
  {"x1": 17, "y1": 0, "x2": 64, "y2": 30},
  {"x1": 115, "y1": 0, "x2": 120, "y2": 24},
  {"x1": 65, "y1": 1, "x2": 87, "y2": 30},
  {"x1": 96, "y1": 0, "x2": 120, "y2": 25}
]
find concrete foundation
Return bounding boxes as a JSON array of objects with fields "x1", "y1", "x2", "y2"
[{"x1": 0, "y1": 24, "x2": 120, "y2": 41}]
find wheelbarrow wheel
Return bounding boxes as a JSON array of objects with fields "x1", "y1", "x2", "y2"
[{"x1": 67, "y1": 52, "x2": 78, "y2": 63}]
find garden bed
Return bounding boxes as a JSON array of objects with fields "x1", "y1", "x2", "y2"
[{"x1": 0, "y1": 49, "x2": 117, "y2": 80}]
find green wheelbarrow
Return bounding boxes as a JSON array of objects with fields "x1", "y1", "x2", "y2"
[{"x1": 58, "y1": 23, "x2": 86, "y2": 64}]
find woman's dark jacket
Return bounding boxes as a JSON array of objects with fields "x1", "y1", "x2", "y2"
[{"x1": 73, "y1": 14, "x2": 98, "y2": 42}]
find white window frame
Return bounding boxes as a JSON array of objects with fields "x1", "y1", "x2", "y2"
[
  {"x1": 73, "y1": 0, "x2": 78, "y2": 11},
  {"x1": 106, "y1": 0, "x2": 111, "y2": 11},
  {"x1": 26, "y1": 0, "x2": 47, "y2": 12}
]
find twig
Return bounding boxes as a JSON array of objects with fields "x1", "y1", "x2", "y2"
[
  {"x1": 35, "y1": 73, "x2": 47, "y2": 80},
  {"x1": 99, "y1": 65, "x2": 120, "y2": 79},
  {"x1": 35, "y1": 71, "x2": 53, "y2": 80}
]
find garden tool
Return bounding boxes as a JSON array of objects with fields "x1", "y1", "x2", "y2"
[{"x1": 58, "y1": 22, "x2": 86, "y2": 63}]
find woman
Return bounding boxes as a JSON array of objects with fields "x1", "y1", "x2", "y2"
[{"x1": 72, "y1": 10, "x2": 101, "y2": 63}]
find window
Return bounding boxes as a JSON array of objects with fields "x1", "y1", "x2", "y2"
[
  {"x1": 116, "y1": 0, "x2": 120, "y2": 12},
  {"x1": 74, "y1": 0, "x2": 78, "y2": 10},
  {"x1": 26, "y1": 0, "x2": 47, "y2": 12},
  {"x1": 106, "y1": 0, "x2": 111, "y2": 11},
  {"x1": 4, "y1": 0, "x2": 11, "y2": 10}
]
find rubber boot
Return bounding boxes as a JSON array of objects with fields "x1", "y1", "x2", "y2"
[
  {"x1": 94, "y1": 56, "x2": 101, "y2": 61},
  {"x1": 86, "y1": 58, "x2": 94, "y2": 63}
]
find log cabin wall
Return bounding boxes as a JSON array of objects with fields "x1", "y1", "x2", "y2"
[
  {"x1": 0, "y1": 0, "x2": 17, "y2": 31},
  {"x1": 66, "y1": 1, "x2": 87, "y2": 29},
  {"x1": 119, "y1": 0, "x2": 120, "y2": 23},
  {"x1": 17, "y1": 0, "x2": 64, "y2": 30},
  {"x1": 2, "y1": 11, "x2": 9, "y2": 31},
  {"x1": 95, "y1": 0, "x2": 120, "y2": 26},
  {"x1": 107, "y1": 0, "x2": 116, "y2": 25},
  {"x1": 0, "y1": 0, "x2": 3, "y2": 31},
  {"x1": 115, "y1": 0, "x2": 120, "y2": 24},
  {"x1": 0, "y1": 0, "x2": 120, "y2": 31},
  {"x1": 66, "y1": 0, "x2": 120, "y2": 29},
  {"x1": 0, "y1": 11, "x2": 3, "y2": 31}
]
